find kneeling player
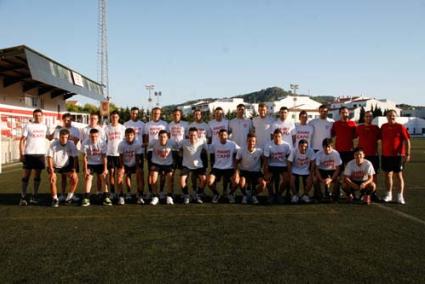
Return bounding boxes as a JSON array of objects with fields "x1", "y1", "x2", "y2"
[
  {"x1": 342, "y1": 147, "x2": 376, "y2": 204},
  {"x1": 287, "y1": 139, "x2": 315, "y2": 204},
  {"x1": 148, "y1": 130, "x2": 177, "y2": 205},
  {"x1": 81, "y1": 129, "x2": 111, "y2": 206},
  {"x1": 117, "y1": 128, "x2": 144, "y2": 205},
  {"x1": 236, "y1": 133, "x2": 266, "y2": 204},
  {"x1": 314, "y1": 138, "x2": 342, "y2": 202},
  {"x1": 47, "y1": 129, "x2": 79, "y2": 207}
]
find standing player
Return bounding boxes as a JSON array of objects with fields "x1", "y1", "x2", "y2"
[
  {"x1": 179, "y1": 127, "x2": 209, "y2": 204},
  {"x1": 229, "y1": 104, "x2": 253, "y2": 149},
  {"x1": 19, "y1": 109, "x2": 49, "y2": 205},
  {"x1": 287, "y1": 139, "x2": 315, "y2": 204},
  {"x1": 117, "y1": 128, "x2": 144, "y2": 205},
  {"x1": 342, "y1": 147, "x2": 376, "y2": 204},
  {"x1": 331, "y1": 106, "x2": 357, "y2": 167},
  {"x1": 189, "y1": 109, "x2": 212, "y2": 144},
  {"x1": 309, "y1": 105, "x2": 334, "y2": 152},
  {"x1": 47, "y1": 129, "x2": 79, "y2": 207},
  {"x1": 272, "y1": 106, "x2": 296, "y2": 147},
  {"x1": 314, "y1": 138, "x2": 342, "y2": 202},
  {"x1": 381, "y1": 110, "x2": 411, "y2": 204},
  {"x1": 124, "y1": 107, "x2": 145, "y2": 201},
  {"x1": 104, "y1": 110, "x2": 126, "y2": 200},
  {"x1": 252, "y1": 103, "x2": 273, "y2": 150},
  {"x1": 207, "y1": 129, "x2": 240, "y2": 203},
  {"x1": 293, "y1": 111, "x2": 314, "y2": 147},
  {"x1": 208, "y1": 107, "x2": 229, "y2": 146},
  {"x1": 263, "y1": 129, "x2": 292, "y2": 204},
  {"x1": 235, "y1": 133, "x2": 266, "y2": 204},
  {"x1": 81, "y1": 128, "x2": 111, "y2": 206}
]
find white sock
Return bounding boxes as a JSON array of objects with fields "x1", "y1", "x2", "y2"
[{"x1": 66, "y1": 192, "x2": 74, "y2": 201}]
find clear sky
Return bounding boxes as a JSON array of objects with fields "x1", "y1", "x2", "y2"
[{"x1": 1, "y1": 0, "x2": 424, "y2": 107}]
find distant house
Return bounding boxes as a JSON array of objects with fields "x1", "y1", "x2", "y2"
[{"x1": 401, "y1": 109, "x2": 425, "y2": 119}]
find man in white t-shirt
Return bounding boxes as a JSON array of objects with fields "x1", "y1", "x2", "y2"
[
  {"x1": 252, "y1": 103, "x2": 273, "y2": 150},
  {"x1": 208, "y1": 107, "x2": 229, "y2": 146},
  {"x1": 189, "y1": 109, "x2": 212, "y2": 144},
  {"x1": 308, "y1": 105, "x2": 334, "y2": 152},
  {"x1": 47, "y1": 129, "x2": 79, "y2": 208},
  {"x1": 293, "y1": 110, "x2": 314, "y2": 148},
  {"x1": 263, "y1": 129, "x2": 292, "y2": 204},
  {"x1": 80, "y1": 112, "x2": 105, "y2": 144},
  {"x1": 104, "y1": 110, "x2": 127, "y2": 199},
  {"x1": 235, "y1": 133, "x2": 266, "y2": 205},
  {"x1": 287, "y1": 139, "x2": 315, "y2": 204},
  {"x1": 207, "y1": 129, "x2": 240, "y2": 203},
  {"x1": 342, "y1": 147, "x2": 376, "y2": 204},
  {"x1": 314, "y1": 138, "x2": 342, "y2": 202},
  {"x1": 81, "y1": 128, "x2": 110, "y2": 207},
  {"x1": 271, "y1": 106, "x2": 296, "y2": 147},
  {"x1": 19, "y1": 109, "x2": 49, "y2": 206},
  {"x1": 229, "y1": 104, "x2": 253, "y2": 149},
  {"x1": 179, "y1": 127, "x2": 209, "y2": 204}
]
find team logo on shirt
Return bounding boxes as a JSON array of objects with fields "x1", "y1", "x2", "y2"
[{"x1": 216, "y1": 149, "x2": 231, "y2": 159}]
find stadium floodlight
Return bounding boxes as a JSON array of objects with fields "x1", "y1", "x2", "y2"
[{"x1": 290, "y1": 84, "x2": 299, "y2": 96}]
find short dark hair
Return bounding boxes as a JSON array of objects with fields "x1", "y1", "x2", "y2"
[
  {"x1": 298, "y1": 139, "x2": 308, "y2": 145},
  {"x1": 62, "y1": 113, "x2": 72, "y2": 120},
  {"x1": 59, "y1": 128, "x2": 70, "y2": 136},
  {"x1": 188, "y1": 127, "x2": 198, "y2": 133},
  {"x1": 319, "y1": 104, "x2": 328, "y2": 110},
  {"x1": 125, "y1": 128, "x2": 135, "y2": 135},
  {"x1": 279, "y1": 106, "x2": 289, "y2": 112},
  {"x1": 299, "y1": 110, "x2": 307, "y2": 117},
  {"x1": 237, "y1": 104, "x2": 245, "y2": 109},
  {"x1": 158, "y1": 129, "x2": 168, "y2": 136},
  {"x1": 90, "y1": 112, "x2": 100, "y2": 118},
  {"x1": 219, "y1": 128, "x2": 227, "y2": 134},
  {"x1": 247, "y1": 133, "x2": 256, "y2": 140},
  {"x1": 173, "y1": 108, "x2": 182, "y2": 114},
  {"x1": 215, "y1": 107, "x2": 223, "y2": 112},
  {"x1": 33, "y1": 109, "x2": 43, "y2": 115},
  {"x1": 130, "y1": 107, "x2": 139, "y2": 112},
  {"x1": 152, "y1": 107, "x2": 161, "y2": 112},
  {"x1": 339, "y1": 106, "x2": 348, "y2": 113},
  {"x1": 89, "y1": 128, "x2": 99, "y2": 134},
  {"x1": 258, "y1": 103, "x2": 267, "y2": 108},
  {"x1": 322, "y1": 138, "x2": 333, "y2": 147},
  {"x1": 353, "y1": 147, "x2": 364, "y2": 154},
  {"x1": 110, "y1": 110, "x2": 120, "y2": 116},
  {"x1": 273, "y1": 129, "x2": 282, "y2": 135}
]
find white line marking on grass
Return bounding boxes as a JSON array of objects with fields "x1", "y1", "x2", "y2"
[{"x1": 373, "y1": 203, "x2": 425, "y2": 226}]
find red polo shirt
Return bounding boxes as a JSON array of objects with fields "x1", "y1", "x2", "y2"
[
  {"x1": 356, "y1": 124, "x2": 381, "y2": 156},
  {"x1": 331, "y1": 120, "x2": 357, "y2": 152},
  {"x1": 381, "y1": 123, "x2": 409, "y2": 156}
]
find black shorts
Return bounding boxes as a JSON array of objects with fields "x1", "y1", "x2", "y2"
[
  {"x1": 339, "y1": 151, "x2": 354, "y2": 166},
  {"x1": 124, "y1": 165, "x2": 137, "y2": 175},
  {"x1": 107, "y1": 156, "x2": 121, "y2": 170},
  {"x1": 22, "y1": 154, "x2": 45, "y2": 170},
  {"x1": 50, "y1": 162, "x2": 75, "y2": 174},
  {"x1": 88, "y1": 164, "x2": 104, "y2": 175},
  {"x1": 365, "y1": 155, "x2": 380, "y2": 173},
  {"x1": 180, "y1": 167, "x2": 207, "y2": 177},
  {"x1": 210, "y1": 168, "x2": 235, "y2": 180},
  {"x1": 150, "y1": 163, "x2": 173, "y2": 174},
  {"x1": 173, "y1": 155, "x2": 183, "y2": 170},
  {"x1": 381, "y1": 156, "x2": 404, "y2": 173},
  {"x1": 319, "y1": 169, "x2": 336, "y2": 179},
  {"x1": 268, "y1": 166, "x2": 288, "y2": 176},
  {"x1": 240, "y1": 170, "x2": 263, "y2": 185}
]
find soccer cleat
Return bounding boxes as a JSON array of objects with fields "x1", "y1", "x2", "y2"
[
  {"x1": 396, "y1": 193, "x2": 406, "y2": 205},
  {"x1": 58, "y1": 194, "x2": 66, "y2": 203},
  {"x1": 346, "y1": 194, "x2": 354, "y2": 203},
  {"x1": 81, "y1": 198, "x2": 90, "y2": 207},
  {"x1": 118, "y1": 196, "x2": 125, "y2": 205},
  {"x1": 195, "y1": 194, "x2": 203, "y2": 204},
  {"x1": 241, "y1": 195, "x2": 248, "y2": 204},
  {"x1": 29, "y1": 196, "x2": 39, "y2": 205},
  {"x1": 362, "y1": 195, "x2": 371, "y2": 205},
  {"x1": 228, "y1": 194, "x2": 236, "y2": 204},
  {"x1": 150, "y1": 196, "x2": 159, "y2": 205},
  {"x1": 159, "y1": 192, "x2": 166, "y2": 200},
  {"x1": 125, "y1": 193, "x2": 132, "y2": 201},
  {"x1": 51, "y1": 198, "x2": 59, "y2": 208},
  {"x1": 212, "y1": 194, "x2": 221, "y2": 204},
  {"x1": 166, "y1": 196, "x2": 174, "y2": 205},
  {"x1": 291, "y1": 195, "x2": 299, "y2": 204},
  {"x1": 382, "y1": 192, "x2": 392, "y2": 203},
  {"x1": 19, "y1": 198, "x2": 28, "y2": 206},
  {"x1": 72, "y1": 195, "x2": 80, "y2": 202},
  {"x1": 302, "y1": 195, "x2": 311, "y2": 203},
  {"x1": 103, "y1": 197, "x2": 113, "y2": 206},
  {"x1": 371, "y1": 192, "x2": 380, "y2": 202},
  {"x1": 136, "y1": 196, "x2": 145, "y2": 205},
  {"x1": 144, "y1": 192, "x2": 152, "y2": 200},
  {"x1": 183, "y1": 194, "x2": 190, "y2": 205},
  {"x1": 251, "y1": 195, "x2": 259, "y2": 205}
]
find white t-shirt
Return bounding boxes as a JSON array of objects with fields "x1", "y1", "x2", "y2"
[
  {"x1": 252, "y1": 116, "x2": 273, "y2": 149},
  {"x1": 168, "y1": 120, "x2": 189, "y2": 145},
  {"x1": 344, "y1": 160, "x2": 375, "y2": 182},
  {"x1": 315, "y1": 149, "x2": 342, "y2": 170},
  {"x1": 118, "y1": 140, "x2": 143, "y2": 167},
  {"x1": 209, "y1": 140, "x2": 239, "y2": 170},
  {"x1": 308, "y1": 118, "x2": 334, "y2": 151},
  {"x1": 104, "y1": 124, "x2": 126, "y2": 156},
  {"x1": 80, "y1": 125, "x2": 106, "y2": 144},
  {"x1": 180, "y1": 139, "x2": 209, "y2": 169},
  {"x1": 189, "y1": 121, "x2": 211, "y2": 143},
  {"x1": 47, "y1": 140, "x2": 78, "y2": 168},
  {"x1": 263, "y1": 141, "x2": 292, "y2": 167},
  {"x1": 293, "y1": 123, "x2": 314, "y2": 148},
  {"x1": 81, "y1": 140, "x2": 107, "y2": 165},
  {"x1": 288, "y1": 147, "x2": 315, "y2": 175},
  {"x1": 124, "y1": 120, "x2": 145, "y2": 143},
  {"x1": 144, "y1": 120, "x2": 168, "y2": 143},
  {"x1": 229, "y1": 118, "x2": 253, "y2": 149},
  {"x1": 53, "y1": 125, "x2": 81, "y2": 143},
  {"x1": 148, "y1": 140, "x2": 176, "y2": 166},
  {"x1": 271, "y1": 119, "x2": 296, "y2": 147},
  {"x1": 22, "y1": 122, "x2": 48, "y2": 155},
  {"x1": 236, "y1": 147, "x2": 263, "y2": 172},
  {"x1": 208, "y1": 119, "x2": 229, "y2": 145}
]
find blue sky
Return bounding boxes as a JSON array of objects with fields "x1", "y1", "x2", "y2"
[{"x1": 1, "y1": 0, "x2": 424, "y2": 107}]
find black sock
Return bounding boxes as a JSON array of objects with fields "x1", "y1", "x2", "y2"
[
  {"x1": 33, "y1": 177, "x2": 41, "y2": 197},
  {"x1": 110, "y1": 184, "x2": 115, "y2": 194},
  {"x1": 167, "y1": 192, "x2": 173, "y2": 197},
  {"x1": 182, "y1": 186, "x2": 189, "y2": 195},
  {"x1": 21, "y1": 177, "x2": 29, "y2": 198}
]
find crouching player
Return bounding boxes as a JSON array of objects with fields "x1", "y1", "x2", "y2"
[
  {"x1": 117, "y1": 128, "x2": 144, "y2": 205},
  {"x1": 47, "y1": 129, "x2": 79, "y2": 207},
  {"x1": 235, "y1": 133, "x2": 266, "y2": 205},
  {"x1": 342, "y1": 147, "x2": 376, "y2": 204},
  {"x1": 148, "y1": 130, "x2": 178, "y2": 205},
  {"x1": 179, "y1": 127, "x2": 209, "y2": 204},
  {"x1": 314, "y1": 138, "x2": 342, "y2": 202},
  {"x1": 81, "y1": 129, "x2": 111, "y2": 206},
  {"x1": 287, "y1": 139, "x2": 315, "y2": 204}
]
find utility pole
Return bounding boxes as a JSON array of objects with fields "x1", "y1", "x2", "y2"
[{"x1": 98, "y1": 0, "x2": 110, "y2": 123}]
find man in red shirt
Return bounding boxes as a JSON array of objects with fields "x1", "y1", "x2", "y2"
[
  {"x1": 331, "y1": 106, "x2": 357, "y2": 167},
  {"x1": 381, "y1": 110, "x2": 411, "y2": 204}
]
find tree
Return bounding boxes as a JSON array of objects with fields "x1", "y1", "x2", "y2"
[{"x1": 358, "y1": 106, "x2": 365, "y2": 123}]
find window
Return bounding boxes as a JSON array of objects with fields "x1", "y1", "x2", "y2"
[{"x1": 24, "y1": 96, "x2": 38, "y2": 107}]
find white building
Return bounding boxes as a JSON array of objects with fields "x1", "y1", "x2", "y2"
[{"x1": 372, "y1": 116, "x2": 425, "y2": 135}]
